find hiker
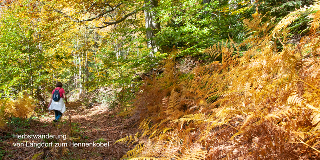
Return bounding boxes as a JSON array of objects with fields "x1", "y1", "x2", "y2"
[{"x1": 48, "y1": 82, "x2": 68, "y2": 122}]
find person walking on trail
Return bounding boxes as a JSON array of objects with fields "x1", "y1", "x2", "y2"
[{"x1": 48, "y1": 82, "x2": 68, "y2": 122}]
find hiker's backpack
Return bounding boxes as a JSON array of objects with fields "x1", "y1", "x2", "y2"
[{"x1": 52, "y1": 88, "x2": 61, "y2": 102}]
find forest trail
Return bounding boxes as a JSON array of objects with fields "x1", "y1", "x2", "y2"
[{"x1": 2, "y1": 101, "x2": 139, "y2": 160}]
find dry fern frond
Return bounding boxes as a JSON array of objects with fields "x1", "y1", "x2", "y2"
[
  {"x1": 116, "y1": 135, "x2": 137, "y2": 145},
  {"x1": 272, "y1": 10, "x2": 302, "y2": 39},
  {"x1": 179, "y1": 145, "x2": 207, "y2": 160},
  {"x1": 310, "y1": 10, "x2": 320, "y2": 34},
  {"x1": 287, "y1": 94, "x2": 303, "y2": 106},
  {"x1": 126, "y1": 4, "x2": 320, "y2": 159},
  {"x1": 175, "y1": 113, "x2": 207, "y2": 123},
  {"x1": 123, "y1": 143, "x2": 145, "y2": 158}
]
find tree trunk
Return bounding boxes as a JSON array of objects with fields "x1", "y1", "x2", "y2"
[
  {"x1": 144, "y1": 0, "x2": 160, "y2": 56},
  {"x1": 28, "y1": 45, "x2": 33, "y2": 96},
  {"x1": 79, "y1": 55, "x2": 82, "y2": 95}
]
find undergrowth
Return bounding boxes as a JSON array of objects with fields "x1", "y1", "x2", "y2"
[
  {"x1": 0, "y1": 92, "x2": 36, "y2": 129},
  {"x1": 117, "y1": 4, "x2": 320, "y2": 159}
]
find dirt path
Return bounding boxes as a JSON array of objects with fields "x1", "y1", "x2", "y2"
[{"x1": 1, "y1": 102, "x2": 139, "y2": 160}]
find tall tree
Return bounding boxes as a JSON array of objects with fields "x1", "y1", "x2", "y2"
[
  {"x1": 144, "y1": 0, "x2": 160, "y2": 55},
  {"x1": 0, "y1": 2, "x2": 46, "y2": 97}
]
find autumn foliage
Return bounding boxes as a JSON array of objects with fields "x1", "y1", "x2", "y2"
[
  {"x1": 0, "y1": 93, "x2": 36, "y2": 127},
  {"x1": 1, "y1": 0, "x2": 320, "y2": 159},
  {"x1": 117, "y1": 5, "x2": 320, "y2": 159}
]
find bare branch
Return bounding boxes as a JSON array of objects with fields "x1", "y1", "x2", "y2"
[
  {"x1": 52, "y1": 2, "x2": 142, "y2": 29},
  {"x1": 103, "y1": 10, "x2": 136, "y2": 25},
  {"x1": 91, "y1": 10, "x2": 138, "y2": 29},
  {"x1": 79, "y1": 3, "x2": 122, "y2": 22},
  {"x1": 53, "y1": 3, "x2": 123, "y2": 23}
]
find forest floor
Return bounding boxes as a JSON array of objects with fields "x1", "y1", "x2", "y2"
[{"x1": 0, "y1": 101, "x2": 139, "y2": 160}]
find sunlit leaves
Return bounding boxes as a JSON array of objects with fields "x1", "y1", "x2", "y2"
[{"x1": 155, "y1": 0, "x2": 252, "y2": 56}]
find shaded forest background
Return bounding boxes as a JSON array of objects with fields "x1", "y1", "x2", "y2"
[{"x1": 1, "y1": 0, "x2": 320, "y2": 159}]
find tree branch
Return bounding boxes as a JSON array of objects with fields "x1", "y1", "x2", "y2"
[
  {"x1": 52, "y1": 2, "x2": 140, "y2": 29},
  {"x1": 88, "y1": 10, "x2": 138, "y2": 29},
  {"x1": 101, "y1": 10, "x2": 137, "y2": 25},
  {"x1": 79, "y1": 3, "x2": 122, "y2": 22},
  {"x1": 52, "y1": 3, "x2": 122, "y2": 23}
]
